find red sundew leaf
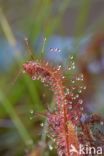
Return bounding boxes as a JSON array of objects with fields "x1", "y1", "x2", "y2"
[
  {"x1": 23, "y1": 58, "x2": 104, "y2": 156},
  {"x1": 23, "y1": 60, "x2": 80, "y2": 156}
]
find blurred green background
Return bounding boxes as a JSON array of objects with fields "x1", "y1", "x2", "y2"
[{"x1": 0, "y1": 0, "x2": 104, "y2": 155}]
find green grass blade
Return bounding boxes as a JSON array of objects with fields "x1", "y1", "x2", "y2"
[
  {"x1": 75, "y1": 0, "x2": 90, "y2": 37},
  {"x1": 0, "y1": 90, "x2": 33, "y2": 146}
]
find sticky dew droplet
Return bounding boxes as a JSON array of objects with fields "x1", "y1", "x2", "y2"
[
  {"x1": 69, "y1": 101, "x2": 72, "y2": 104},
  {"x1": 40, "y1": 123, "x2": 44, "y2": 127},
  {"x1": 68, "y1": 67, "x2": 71, "y2": 71},
  {"x1": 75, "y1": 116, "x2": 78, "y2": 120},
  {"x1": 22, "y1": 70, "x2": 26, "y2": 74},
  {"x1": 57, "y1": 65, "x2": 61, "y2": 71},
  {"x1": 80, "y1": 107, "x2": 84, "y2": 111},
  {"x1": 50, "y1": 48, "x2": 61, "y2": 53},
  {"x1": 100, "y1": 121, "x2": 104, "y2": 125},
  {"x1": 29, "y1": 116, "x2": 33, "y2": 120},
  {"x1": 29, "y1": 109, "x2": 34, "y2": 114},
  {"x1": 71, "y1": 80, "x2": 75, "y2": 84},
  {"x1": 29, "y1": 109, "x2": 34, "y2": 120},
  {"x1": 76, "y1": 77, "x2": 80, "y2": 81},
  {"x1": 65, "y1": 88, "x2": 70, "y2": 95},
  {"x1": 72, "y1": 65, "x2": 75, "y2": 70},
  {"x1": 32, "y1": 76, "x2": 36, "y2": 80},
  {"x1": 69, "y1": 105, "x2": 72, "y2": 110},
  {"x1": 78, "y1": 99, "x2": 83, "y2": 104},
  {"x1": 76, "y1": 94, "x2": 79, "y2": 98},
  {"x1": 70, "y1": 56, "x2": 74, "y2": 60},
  {"x1": 83, "y1": 86, "x2": 87, "y2": 90},
  {"x1": 78, "y1": 90, "x2": 82, "y2": 93},
  {"x1": 48, "y1": 144, "x2": 53, "y2": 151}
]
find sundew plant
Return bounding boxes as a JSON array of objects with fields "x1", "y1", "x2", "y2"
[
  {"x1": 0, "y1": 1, "x2": 104, "y2": 156},
  {"x1": 23, "y1": 41, "x2": 104, "y2": 156}
]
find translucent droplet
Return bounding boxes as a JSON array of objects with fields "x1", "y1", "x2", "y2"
[
  {"x1": 72, "y1": 87, "x2": 75, "y2": 90},
  {"x1": 76, "y1": 77, "x2": 80, "y2": 81},
  {"x1": 72, "y1": 62, "x2": 75, "y2": 65},
  {"x1": 50, "y1": 48, "x2": 53, "y2": 52},
  {"x1": 70, "y1": 56, "x2": 74, "y2": 60},
  {"x1": 41, "y1": 78, "x2": 45, "y2": 83},
  {"x1": 50, "y1": 48, "x2": 61, "y2": 52},
  {"x1": 65, "y1": 88, "x2": 70, "y2": 95},
  {"x1": 29, "y1": 117, "x2": 33, "y2": 120},
  {"x1": 57, "y1": 65, "x2": 61, "y2": 70},
  {"x1": 80, "y1": 107, "x2": 84, "y2": 111},
  {"x1": 72, "y1": 65, "x2": 75, "y2": 70},
  {"x1": 71, "y1": 93, "x2": 74, "y2": 97},
  {"x1": 68, "y1": 67, "x2": 71, "y2": 70},
  {"x1": 22, "y1": 70, "x2": 26, "y2": 74},
  {"x1": 30, "y1": 110, "x2": 34, "y2": 114},
  {"x1": 69, "y1": 101, "x2": 72, "y2": 104},
  {"x1": 79, "y1": 99, "x2": 83, "y2": 104},
  {"x1": 80, "y1": 74, "x2": 84, "y2": 78},
  {"x1": 100, "y1": 121, "x2": 104, "y2": 125},
  {"x1": 32, "y1": 76, "x2": 36, "y2": 80},
  {"x1": 49, "y1": 145, "x2": 53, "y2": 151},
  {"x1": 56, "y1": 48, "x2": 61, "y2": 52},
  {"x1": 83, "y1": 86, "x2": 87, "y2": 90},
  {"x1": 73, "y1": 97, "x2": 76, "y2": 100},
  {"x1": 80, "y1": 86, "x2": 83, "y2": 89},
  {"x1": 78, "y1": 90, "x2": 82, "y2": 93},
  {"x1": 69, "y1": 105, "x2": 72, "y2": 110},
  {"x1": 46, "y1": 62, "x2": 48, "y2": 66},
  {"x1": 53, "y1": 138, "x2": 56, "y2": 142},
  {"x1": 72, "y1": 80, "x2": 75, "y2": 83},
  {"x1": 75, "y1": 116, "x2": 78, "y2": 120},
  {"x1": 76, "y1": 94, "x2": 79, "y2": 98},
  {"x1": 40, "y1": 123, "x2": 44, "y2": 127},
  {"x1": 44, "y1": 37, "x2": 46, "y2": 41},
  {"x1": 54, "y1": 48, "x2": 58, "y2": 52}
]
